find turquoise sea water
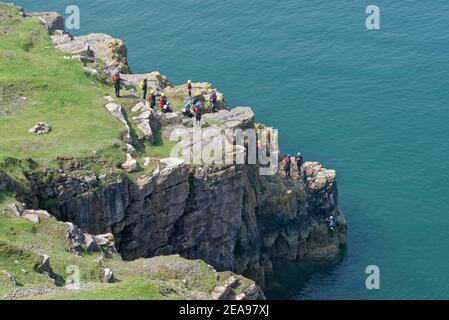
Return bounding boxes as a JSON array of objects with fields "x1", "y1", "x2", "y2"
[{"x1": 14, "y1": 0, "x2": 449, "y2": 299}]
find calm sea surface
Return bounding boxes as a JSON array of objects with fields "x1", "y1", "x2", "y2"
[{"x1": 14, "y1": 0, "x2": 449, "y2": 299}]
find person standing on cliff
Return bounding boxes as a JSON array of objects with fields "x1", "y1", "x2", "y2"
[
  {"x1": 210, "y1": 90, "x2": 218, "y2": 113},
  {"x1": 283, "y1": 155, "x2": 292, "y2": 178},
  {"x1": 194, "y1": 105, "x2": 202, "y2": 127},
  {"x1": 112, "y1": 72, "x2": 122, "y2": 98},
  {"x1": 147, "y1": 90, "x2": 156, "y2": 109},
  {"x1": 187, "y1": 80, "x2": 193, "y2": 97},
  {"x1": 141, "y1": 78, "x2": 148, "y2": 100},
  {"x1": 296, "y1": 152, "x2": 304, "y2": 175}
]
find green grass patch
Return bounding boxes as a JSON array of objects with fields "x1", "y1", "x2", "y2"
[{"x1": 0, "y1": 10, "x2": 123, "y2": 167}]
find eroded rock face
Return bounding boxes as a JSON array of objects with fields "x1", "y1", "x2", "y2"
[
  {"x1": 29, "y1": 12, "x2": 64, "y2": 34},
  {"x1": 55, "y1": 33, "x2": 129, "y2": 75},
  {"x1": 30, "y1": 156, "x2": 346, "y2": 286}
]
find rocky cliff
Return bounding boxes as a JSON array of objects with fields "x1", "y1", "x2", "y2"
[{"x1": 1, "y1": 3, "x2": 347, "y2": 292}]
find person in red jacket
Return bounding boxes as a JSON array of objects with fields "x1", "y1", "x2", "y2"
[
  {"x1": 159, "y1": 93, "x2": 167, "y2": 109},
  {"x1": 283, "y1": 154, "x2": 292, "y2": 178},
  {"x1": 112, "y1": 72, "x2": 122, "y2": 98}
]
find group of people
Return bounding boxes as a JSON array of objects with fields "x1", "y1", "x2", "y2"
[
  {"x1": 283, "y1": 152, "x2": 304, "y2": 178},
  {"x1": 112, "y1": 75, "x2": 219, "y2": 120}
]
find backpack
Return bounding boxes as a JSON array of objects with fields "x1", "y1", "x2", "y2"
[
  {"x1": 284, "y1": 157, "x2": 291, "y2": 166},
  {"x1": 139, "y1": 82, "x2": 145, "y2": 90}
]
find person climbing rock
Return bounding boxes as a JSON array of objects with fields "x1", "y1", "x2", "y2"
[
  {"x1": 283, "y1": 154, "x2": 292, "y2": 178},
  {"x1": 148, "y1": 90, "x2": 156, "y2": 109},
  {"x1": 296, "y1": 152, "x2": 304, "y2": 174},
  {"x1": 182, "y1": 99, "x2": 194, "y2": 118},
  {"x1": 112, "y1": 72, "x2": 122, "y2": 98},
  {"x1": 140, "y1": 79, "x2": 148, "y2": 100},
  {"x1": 328, "y1": 215, "x2": 337, "y2": 237},
  {"x1": 210, "y1": 90, "x2": 218, "y2": 113},
  {"x1": 194, "y1": 105, "x2": 202, "y2": 127},
  {"x1": 187, "y1": 80, "x2": 193, "y2": 97}
]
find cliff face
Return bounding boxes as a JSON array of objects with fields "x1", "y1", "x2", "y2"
[
  {"x1": 30, "y1": 156, "x2": 346, "y2": 285},
  {"x1": 7, "y1": 6, "x2": 347, "y2": 287}
]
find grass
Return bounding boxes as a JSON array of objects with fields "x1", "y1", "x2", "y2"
[
  {"x1": 0, "y1": 192, "x2": 18, "y2": 211},
  {"x1": 143, "y1": 130, "x2": 177, "y2": 159},
  {"x1": 32, "y1": 278, "x2": 165, "y2": 300},
  {"x1": 0, "y1": 210, "x2": 252, "y2": 300},
  {"x1": 0, "y1": 6, "x2": 123, "y2": 166}
]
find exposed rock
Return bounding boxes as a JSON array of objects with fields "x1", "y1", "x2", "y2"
[
  {"x1": 202, "y1": 107, "x2": 254, "y2": 129},
  {"x1": 28, "y1": 122, "x2": 50, "y2": 135},
  {"x1": 66, "y1": 222, "x2": 85, "y2": 255},
  {"x1": 121, "y1": 71, "x2": 171, "y2": 90},
  {"x1": 126, "y1": 144, "x2": 138, "y2": 157},
  {"x1": 29, "y1": 12, "x2": 65, "y2": 34},
  {"x1": 122, "y1": 153, "x2": 138, "y2": 173},
  {"x1": 55, "y1": 33, "x2": 129, "y2": 75},
  {"x1": 22, "y1": 213, "x2": 40, "y2": 224},
  {"x1": 35, "y1": 255, "x2": 55, "y2": 279},
  {"x1": 131, "y1": 103, "x2": 155, "y2": 142},
  {"x1": 84, "y1": 233, "x2": 100, "y2": 252},
  {"x1": 94, "y1": 233, "x2": 115, "y2": 247},
  {"x1": 7, "y1": 203, "x2": 23, "y2": 217},
  {"x1": 104, "y1": 103, "x2": 132, "y2": 143},
  {"x1": 101, "y1": 268, "x2": 114, "y2": 283},
  {"x1": 237, "y1": 284, "x2": 266, "y2": 300},
  {"x1": 23, "y1": 210, "x2": 56, "y2": 220},
  {"x1": 211, "y1": 276, "x2": 239, "y2": 300},
  {"x1": 164, "y1": 82, "x2": 227, "y2": 110}
]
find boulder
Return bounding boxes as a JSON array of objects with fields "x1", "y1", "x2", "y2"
[
  {"x1": 66, "y1": 222, "x2": 85, "y2": 255},
  {"x1": 94, "y1": 233, "x2": 115, "y2": 247},
  {"x1": 101, "y1": 268, "x2": 114, "y2": 283},
  {"x1": 28, "y1": 122, "x2": 50, "y2": 135},
  {"x1": 22, "y1": 213, "x2": 40, "y2": 224},
  {"x1": 84, "y1": 234, "x2": 100, "y2": 252},
  {"x1": 7, "y1": 203, "x2": 23, "y2": 217},
  {"x1": 35, "y1": 255, "x2": 55, "y2": 279},
  {"x1": 29, "y1": 12, "x2": 65, "y2": 34},
  {"x1": 104, "y1": 103, "x2": 132, "y2": 144},
  {"x1": 122, "y1": 153, "x2": 138, "y2": 173},
  {"x1": 121, "y1": 71, "x2": 171, "y2": 90},
  {"x1": 55, "y1": 33, "x2": 129, "y2": 75}
]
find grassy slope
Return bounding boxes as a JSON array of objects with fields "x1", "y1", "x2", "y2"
[
  {"x1": 0, "y1": 4, "x2": 123, "y2": 164},
  {"x1": 0, "y1": 210, "x2": 243, "y2": 300}
]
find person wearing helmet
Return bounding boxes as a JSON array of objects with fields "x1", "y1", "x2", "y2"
[
  {"x1": 194, "y1": 104, "x2": 202, "y2": 127},
  {"x1": 160, "y1": 93, "x2": 167, "y2": 110},
  {"x1": 283, "y1": 154, "x2": 292, "y2": 178},
  {"x1": 328, "y1": 215, "x2": 337, "y2": 237},
  {"x1": 296, "y1": 152, "x2": 304, "y2": 174},
  {"x1": 141, "y1": 79, "x2": 148, "y2": 100},
  {"x1": 147, "y1": 90, "x2": 156, "y2": 109},
  {"x1": 210, "y1": 90, "x2": 218, "y2": 113},
  {"x1": 187, "y1": 80, "x2": 193, "y2": 97},
  {"x1": 182, "y1": 99, "x2": 194, "y2": 118}
]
